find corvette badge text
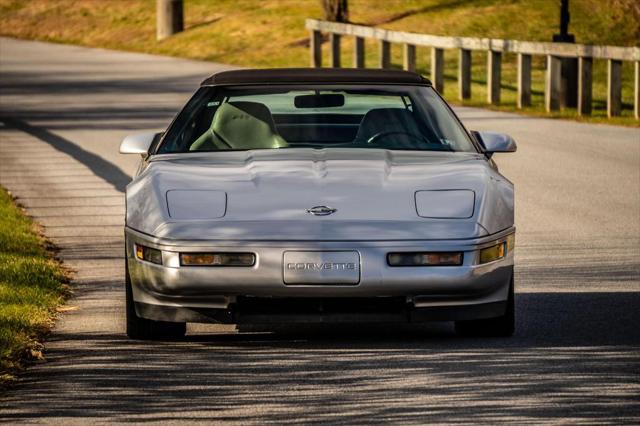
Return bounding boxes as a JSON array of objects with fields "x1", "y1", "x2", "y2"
[{"x1": 286, "y1": 262, "x2": 357, "y2": 271}]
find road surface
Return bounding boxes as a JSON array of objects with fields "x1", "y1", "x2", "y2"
[{"x1": 1, "y1": 37, "x2": 639, "y2": 424}]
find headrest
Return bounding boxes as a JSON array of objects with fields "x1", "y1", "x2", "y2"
[{"x1": 211, "y1": 101, "x2": 287, "y2": 149}]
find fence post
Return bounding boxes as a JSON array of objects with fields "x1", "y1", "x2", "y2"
[
  {"x1": 546, "y1": 55, "x2": 562, "y2": 112},
  {"x1": 310, "y1": 30, "x2": 322, "y2": 68},
  {"x1": 305, "y1": 20, "x2": 637, "y2": 121},
  {"x1": 607, "y1": 59, "x2": 622, "y2": 117},
  {"x1": 403, "y1": 44, "x2": 416, "y2": 72},
  {"x1": 330, "y1": 33, "x2": 341, "y2": 68},
  {"x1": 157, "y1": 0, "x2": 183, "y2": 40},
  {"x1": 635, "y1": 61, "x2": 639, "y2": 120},
  {"x1": 431, "y1": 48, "x2": 444, "y2": 93},
  {"x1": 517, "y1": 53, "x2": 531, "y2": 108},
  {"x1": 487, "y1": 51, "x2": 501, "y2": 105},
  {"x1": 379, "y1": 40, "x2": 391, "y2": 69},
  {"x1": 577, "y1": 57, "x2": 592, "y2": 116},
  {"x1": 354, "y1": 37, "x2": 365, "y2": 68},
  {"x1": 458, "y1": 49, "x2": 471, "y2": 100}
]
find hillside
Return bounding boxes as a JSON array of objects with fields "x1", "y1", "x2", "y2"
[{"x1": 1, "y1": 0, "x2": 638, "y2": 123}]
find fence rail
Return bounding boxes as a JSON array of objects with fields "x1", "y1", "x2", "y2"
[{"x1": 306, "y1": 19, "x2": 640, "y2": 119}]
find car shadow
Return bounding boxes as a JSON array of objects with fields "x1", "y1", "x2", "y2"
[
  {"x1": 181, "y1": 291, "x2": 640, "y2": 348},
  {"x1": 2, "y1": 291, "x2": 638, "y2": 423}
]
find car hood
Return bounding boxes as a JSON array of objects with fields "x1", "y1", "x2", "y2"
[{"x1": 126, "y1": 149, "x2": 514, "y2": 241}]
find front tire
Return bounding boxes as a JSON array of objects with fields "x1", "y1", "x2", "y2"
[
  {"x1": 125, "y1": 258, "x2": 186, "y2": 340},
  {"x1": 455, "y1": 276, "x2": 515, "y2": 337}
]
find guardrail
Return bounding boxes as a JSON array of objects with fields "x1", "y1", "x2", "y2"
[{"x1": 306, "y1": 19, "x2": 640, "y2": 120}]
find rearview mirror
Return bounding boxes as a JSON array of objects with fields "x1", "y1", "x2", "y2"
[
  {"x1": 294, "y1": 94, "x2": 344, "y2": 109},
  {"x1": 119, "y1": 132, "x2": 161, "y2": 155},
  {"x1": 473, "y1": 131, "x2": 517, "y2": 157}
]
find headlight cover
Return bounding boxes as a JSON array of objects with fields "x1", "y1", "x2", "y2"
[
  {"x1": 415, "y1": 190, "x2": 475, "y2": 219},
  {"x1": 166, "y1": 190, "x2": 227, "y2": 220}
]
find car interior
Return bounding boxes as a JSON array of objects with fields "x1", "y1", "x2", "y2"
[
  {"x1": 187, "y1": 101, "x2": 446, "y2": 152},
  {"x1": 158, "y1": 87, "x2": 466, "y2": 154}
]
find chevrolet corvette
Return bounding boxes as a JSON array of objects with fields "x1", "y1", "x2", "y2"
[{"x1": 120, "y1": 68, "x2": 517, "y2": 339}]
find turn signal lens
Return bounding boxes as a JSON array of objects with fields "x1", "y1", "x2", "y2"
[
  {"x1": 479, "y1": 242, "x2": 506, "y2": 264},
  {"x1": 180, "y1": 252, "x2": 256, "y2": 267},
  {"x1": 506, "y1": 233, "x2": 515, "y2": 253},
  {"x1": 134, "y1": 244, "x2": 162, "y2": 265},
  {"x1": 387, "y1": 252, "x2": 463, "y2": 267}
]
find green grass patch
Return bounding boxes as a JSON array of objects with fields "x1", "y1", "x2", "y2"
[
  {"x1": 0, "y1": 0, "x2": 638, "y2": 126},
  {"x1": 0, "y1": 187, "x2": 69, "y2": 386}
]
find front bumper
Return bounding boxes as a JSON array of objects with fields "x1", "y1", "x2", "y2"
[{"x1": 126, "y1": 226, "x2": 514, "y2": 324}]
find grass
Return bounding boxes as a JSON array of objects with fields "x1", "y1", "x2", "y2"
[
  {"x1": 0, "y1": 0, "x2": 638, "y2": 126},
  {"x1": 0, "y1": 187, "x2": 68, "y2": 386}
]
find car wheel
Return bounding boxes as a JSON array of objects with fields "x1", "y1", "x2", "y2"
[
  {"x1": 125, "y1": 258, "x2": 186, "y2": 340},
  {"x1": 455, "y1": 276, "x2": 515, "y2": 337}
]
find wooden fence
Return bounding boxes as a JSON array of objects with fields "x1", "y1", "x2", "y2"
[{"x1": 306, "y1": 19, "x2": 640, "y2": 119}]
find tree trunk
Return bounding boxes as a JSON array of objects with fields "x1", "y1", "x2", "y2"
[
  {"x1": 157, "y1": 0, "x2": 184, "y2": 40},
  {"x1": 322, "y1": 0, "x2": 348, "y2": 23}
]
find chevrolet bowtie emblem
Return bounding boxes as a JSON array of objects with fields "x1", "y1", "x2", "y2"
[{"x1": 306, "y1": 206, "x2": 337, "y2": 216}]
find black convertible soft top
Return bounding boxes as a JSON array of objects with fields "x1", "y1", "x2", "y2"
[{"x1": 201, "y1": 68, "x2": 431, "y2": 86}]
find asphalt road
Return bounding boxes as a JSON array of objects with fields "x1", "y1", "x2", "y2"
[{"x1": 1, "y1": 37, "x2": 639, "y2": 424}]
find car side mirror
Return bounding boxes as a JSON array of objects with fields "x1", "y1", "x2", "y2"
[
  {"x1": 472, "y1": 131, "x2": 517, "y2": 158},
  {"x1": 119, "y1": 132, "x2": 161, "y2": 155}
]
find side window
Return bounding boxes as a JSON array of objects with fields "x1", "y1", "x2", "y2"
[{"x1": 157, "y1": 88, "x2": 214, "y2": 153}]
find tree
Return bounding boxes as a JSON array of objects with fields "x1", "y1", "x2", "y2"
[
  {"x1": 321, "y1": 0, "x2": 348, "y2": 23},
  {"x1": 157, "y1": 0, "x2": 184, "y2": 40}
]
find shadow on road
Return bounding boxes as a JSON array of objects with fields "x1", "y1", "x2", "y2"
[
  {"x1": 0, "y1": 70, "x2": 204, "y2": 96},
  {"x1": 189, "y1": 291, "x2": 640, "y2": 347},
  {"x1": 2, "y1": 291, "x2": 639, "y2": 423},
  {"x1": 0, "y1": 70, "x2": 210, "y2": 130},
  {"x1": 1, "y1": 116, "x2": 131, "y2": 193}
]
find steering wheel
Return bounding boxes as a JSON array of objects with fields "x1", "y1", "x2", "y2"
[{"x1": 366, "y1": 131, "x2": 428, "y2": 146}]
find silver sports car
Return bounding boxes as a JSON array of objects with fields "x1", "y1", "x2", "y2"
[{"x1": 120, "y1": 68, "x2": 517, "y2": 340}]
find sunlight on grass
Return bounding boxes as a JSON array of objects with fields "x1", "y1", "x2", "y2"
[{"x1": 0, "y1": 187, "x2": 68, "y2": 385}]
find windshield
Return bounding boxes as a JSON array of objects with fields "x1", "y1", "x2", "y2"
[{"x1": 156, "y1": 85, "x2": 477, "y2": 154}]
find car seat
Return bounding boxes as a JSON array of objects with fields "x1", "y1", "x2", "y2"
[
  {"x1": 354, "y1": 108, "x2": 424, "y2": 144},
  {"x1": 190, "y1": 101, "x2": 288, "y2": 151}
]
